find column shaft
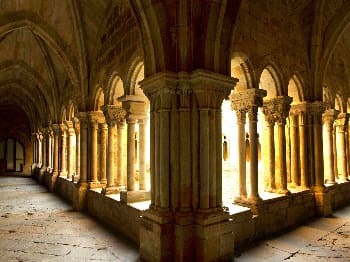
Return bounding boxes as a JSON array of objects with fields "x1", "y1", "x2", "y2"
[
  {"x1": 266, "y1": 122, "x2": 275, "y2": 191},
  {"x1": 139, "y1": 119, "x2": 147, "y2": 190},
  {"x1": 277, "y1": 121, "x2": 288, "y2": 194},
  {"x1": 127, "y1": 120, "x2": 136, "y2": 191},
  {"x1": 248, "y1": 107, "x2": 260, "y2": 200},
  {"x1": 290, "y1": 115, "x2": 299, "y2": 186},
  {"x1": 236, "y1": 110, "x2": 247, "y2": 199},
  {"x1": 99, "y1": 123, "x2": 108, "y2": 185}
]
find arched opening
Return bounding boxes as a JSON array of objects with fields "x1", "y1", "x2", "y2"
[
  {"x1": 0, "y1": 138, "x2": 25, "y2": 173},
  {"x1": 94, "y1": 86, "x2": 105, "y2": 112}
]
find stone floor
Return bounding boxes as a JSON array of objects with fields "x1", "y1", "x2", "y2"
[
  {"x1": 235, "y1": 205, "x2": 350, "y2": 261},
  {"x1": 0, "y1": 176, "x2": 139, "y2": 261}
]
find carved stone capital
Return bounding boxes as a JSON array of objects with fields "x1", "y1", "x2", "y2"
[
  {"x1": 51, "y1": 124, "x2": 61, "y2": 136},
  {"x1": 262, "y1": 96, "x2": 292, "y2": 126},
  {"x1": 231, "y1": 88, "x2": 267, "y2": 112},
  {"x1": 322, "y1": 109, "x2": 339, "y2": 128},
  {"x1": 335, "y1": 113, "x2": 348, "y2": 132},
  {"x1": 102, "y1": 105, "x2": 126, "y2": 126}
]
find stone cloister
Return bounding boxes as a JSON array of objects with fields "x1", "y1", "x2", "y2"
[{"x1": 2, "y1": 0, "x2": 350, "y2": 261}]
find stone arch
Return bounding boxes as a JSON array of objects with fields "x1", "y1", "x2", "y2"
[
  {"x1": 128, "y1": 1, "x2": 165, "y2": 76},
  {"x1": 323, "y1": 86, "x2": 333, "y2": 109},
  {"x1": 106, "y1": 73, "x2": 124, "y2": 106},
  {"x1": 61, "y1": 107, "x2": 67, "y2": 123},
  {"x1": 93, "y1": 86, "x2": 105, "y2": 112},
  {"x1": 288, "y1": 74, "x2": 305, "y2": 105},
  {"x1": 319, "y1": 2, "x2": 350, "y2": 96},
  {"x1": 259, "y1": 65, "x2": 282, "y2": 98},
  {"x1": 231, "y1": 52, "x2": 256, "y2": 91},
  {"x1": 334, "y1": 94, "x2": 344, "y2": 112},
  {"x1": 67, "y1": 101, "x2": 76, "y2": 121}
]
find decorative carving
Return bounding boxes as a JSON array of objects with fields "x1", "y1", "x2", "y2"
[
  {"x1": 262, "y1": 96, "x2": 292, "y2": 126},
  {"x1": 102, "y1": 105, "x2": 126, "y2": 126},
  {"x1": 235, "y1": 109, "x2": 247, "y2": 124}
]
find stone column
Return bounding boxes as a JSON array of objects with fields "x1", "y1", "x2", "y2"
[
  {"x1": 38, "y1": 132, "x2": 43, "y2": 167},
  {"x1": 336, "y1": 113, "x2": 349, "y2": 182},
  {"x1": 66, "y1": 121, "x2": 75, "y2": 179},
  {"x1": 333, "y1": 125, "x2": 338, "y2": 180},
  {"x1": 99, "y1": 123, "x2": 108, "y2": 186},
  {"x1": 47, "y1": 129, "x2": 53, "y2": 170},
  {"x1": 289, "y1": 113, "x2": 299, "y2": 187},
  {"x1": 298, "y1": 111, "x2": 309, "y2": 189},
  {"x1": 118, "y1": 98, "x2": 147, "y2": 203},
  {"x1": 248, "y1": 105, "x2": 260, "y2": 201},
  {"x1": 74, "y1": 119, "x2": 80, "y2": 180},
  {"x1": 102, "y1": 105, "x2": 124, "y2": 194},
  {"x1": 275, "y1": 97, "x2": 292, "y2": 195},
  {"x1": 88, "y1": 112, "x2": 102, "y2": 188},
  {"x1": 127, "y1": 118, "x2": 136, "y2": 191},
  {"x1": 231, "y1": 108, "x2": 247, "y2": 199},
  {"x1": 117, "y1": 120, "x2": 125, "y2": 187},
  {"x1": 262, "y1": 103, "x2": 276, "y2": 192},
  {"x1": 139, "y1": 70, "x2": 238, "y2": 261},
  {"x1": 51, "y1": 124, "x2": 60, "y2": 176},
  {"x1": 139, "y1": 118, "x2": 147, "y2": 190},
  {"x1": 323, "y1": 109, "x2": 338, "y2": 184},
  {"x1": 77, "y1": 113, "x2": 88, "y2": 187},
  {"x1": 231, "y1": 88, "x2": 266, "y2": 204},
  {"x1": 59, "y1": 125, "x2": 67, "y2": 177},
  {"x1": 311, "y1": 102, "x2": 327, "y2": 190}
]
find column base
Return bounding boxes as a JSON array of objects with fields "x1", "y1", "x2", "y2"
[
  {"x1": 120, "y1": 190, "x2": 150, "y2": 203},
  {"x1": 101, "y1": 186, "x2": 120, "y2": 195},
  {"x1": 265, "y1": 187, "x2": 276, "y2": 193},
  {"x1": 73, "y1": 183, "x2": 88, "y2": 211},
  {"x1": 276, "y1": 188, "x2": 291, "y2": 195},
  {"x1": 88, "y1": 181, "x2": 101, "y2": 189},
  {"x1": 194, "y1": 210, "x2": 235, "y2": 262},
  {"x1": 314, "y1": 189, "x2": 332, "y2": 217},
  {"x1": 59, "y1": 171, "x2": 67, "y2": 177},
  {"x1": 140, "y1": 208, "x2": 234, "y2": 262},
  {"x1": 140, "y1": 209, "x2": 174, "y2": 261},
  {"x1": 234, "y1": 196, "x2": 262, "y2": 215},
  {"x1": 100, "y1": 179, "x2": 107, "y2": 187},
  {"x1": 49, "y1": 172, "x2": 59, "y2": 192},
  {"x1": 72, "y1": 175, "x2": 80, "y2": 183}
]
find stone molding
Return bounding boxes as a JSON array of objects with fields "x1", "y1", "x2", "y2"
[{"x1": 140, "y1": 70, "x2": 238, "y2": 110}]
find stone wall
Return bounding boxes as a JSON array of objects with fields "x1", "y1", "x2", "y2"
[
  {"x1": 34, "y1": 169, "x2": 350, "y2": 255},
  {"x1": 87, "y1": 190, "x2": 141, "y2": 245}
]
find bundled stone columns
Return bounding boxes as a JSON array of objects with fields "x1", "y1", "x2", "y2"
[
  {"x1": 73, "y1": 119, "x2": 80, "y2": 181},
  {"x1": 59, "y1": 124, "x2": 67, "y2": 177},
  {"x1": 102, "y1": 105, "x2": 126, "y2": 195},
  {"x1": 65, "y1": 121, "x2": 76, "y2": 180},
  {"x1": 231, "y1": 89, "x2": 266, "y2": 202},
  {"x1": 99, "y1": 123, "x2": 108, "y2": 186},
  {"x1": 87, "y1": 112, "x2": 105, "y2": 189},
  {"x1": 335, "y1": 113, "x2": 349, "y2": 182},
  {"x1": 262, "y1": 97, "x2": 292, "y2": 194},
  {"x1": 77, "y1": 112, "x2": 88, "y2": 188},
  {"x1": 139, "y1": 70, "x2": 237, "y2": 261},
  {"x1": 119, "y1": 97, "x2": 148, "y2": 203},
  {"x1": 322, "y1": 109, "x2": 338, "y2": 184}
]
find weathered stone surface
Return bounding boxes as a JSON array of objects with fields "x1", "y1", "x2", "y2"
[{"x1": 0, "y1": 176, "x2": 139, "y2": 261}]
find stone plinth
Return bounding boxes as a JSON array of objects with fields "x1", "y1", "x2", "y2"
[{"x1": 120, "y1": 190, "x2": 150, "y2": 203}]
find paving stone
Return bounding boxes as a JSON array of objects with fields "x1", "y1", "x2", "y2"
[
  {"x1": 236, "y1": 205, "x2": 350, "y2": 261},
  {"x1": 0, "y1": 176, "x2": 139, "y2": 261}
]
